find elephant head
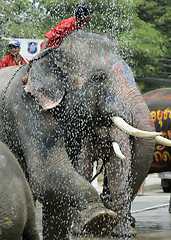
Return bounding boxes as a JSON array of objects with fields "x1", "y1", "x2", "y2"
[{"x1": 22, "y1": 31, "x2": 170, "y2": 236}]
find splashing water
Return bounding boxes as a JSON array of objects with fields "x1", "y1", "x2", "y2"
[{"x1": 0, "y1": 1, "x2": 151, "y2": 240}]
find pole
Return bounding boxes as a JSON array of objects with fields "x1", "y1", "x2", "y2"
[
  {"x1": 0, "y1": 21, "x2": 2, "y2": 60},
  {"x1": 91, "y1": 160, "x2": 98, "y2": 188}
]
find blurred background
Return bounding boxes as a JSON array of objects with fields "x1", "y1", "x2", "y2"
[{"x1": 0, "y1": 0, "x2": 170, "y2": 92}]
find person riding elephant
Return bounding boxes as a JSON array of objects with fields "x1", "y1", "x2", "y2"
[
  {"x1": 41, "y1": 2, "x2": 93, "y2": 51},
  {"x1": 0, "y1": 31, "x2": 170, "y2": 239},
  {"x1": 22, "y1": 2, "x2": 93, "y2": 85},
  {"x1": 0, "y1": 140, "x2": 39, "y2": 240}
]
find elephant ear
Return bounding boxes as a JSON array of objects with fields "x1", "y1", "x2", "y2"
[{"x1": 24, "y1": 47, "x2": 66, "y2": 110}]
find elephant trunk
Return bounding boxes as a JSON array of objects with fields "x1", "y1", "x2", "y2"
[
  {"x1": 105, "y1": 87, "x2": 156, "y2": 199},
  {"x1": 125, "y1": 95, "x2": 156, "y2": 198},
  {"x1": 100, "y1": 91, "x2": 156, "y2": 234}
]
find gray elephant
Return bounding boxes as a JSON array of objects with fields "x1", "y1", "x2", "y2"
[
  {"x1": 0, "y1": 140, "x2": 39, "y2": 240},
  {"x1": 58, "y1": 32, "x2": 170, "y2": 236},
  {"x1": 0, "y1": 32, "x2": 167, "y2": 238},
  {"x1": 0, "y1": 50, "x2": 118, "y2": 239}
]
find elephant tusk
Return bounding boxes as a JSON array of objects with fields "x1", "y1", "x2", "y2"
[
  {"x1": 112, "y1": 142, "x2": 126, "y2": 160},
  {"x1": 111, "y1": 116, "x2": 162, "y2": 138},
  {"x1": 155, "y1": 136, "x2": 171, "y2": 147}
]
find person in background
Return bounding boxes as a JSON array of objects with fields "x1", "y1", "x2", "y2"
[
  {"x1": 40, "y1": 2, "x2": 93, "y2": 51},
  {"x1": 0, "y1": 39, "x2": 29, "y2": 69},
  {"x1": 137, "y1": 179, "x2": 146, "y2": 196}
]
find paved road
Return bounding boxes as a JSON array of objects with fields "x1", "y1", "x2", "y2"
[{"x1": 132, "y1": 190, "x2": 171, "y2": 240}]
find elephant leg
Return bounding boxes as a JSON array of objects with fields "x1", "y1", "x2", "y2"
[
  {"x1": 102, "y1": 170, "x2": 135, "y2": 227},
  {"x1": 101, "y1": 131, "x2": 136, "y2": 237},
  {"x1": 103, "y1": 132, "x2": 131, "y2": 210},
  {"x1": 38, "y1": 155, "x2": 119, "y2": 239},
  {"x1": 21, "y1": 193, "x2": 39, "y2": 240},
  {"x1": 71, "y1": 202, "x2": 119, "y2": 237},
  {"x1": 42, "y1": 200, "x2": 119, "y2": 240},
  {"x1": 22, "y1": 219, "x2": 40, "y2": 240},
  {"x1": 104, "y1": 161, "x2": 135, "y2": 237},
  {"x1": 42, "y1": 201, "x2": 74, "y2": 240}
]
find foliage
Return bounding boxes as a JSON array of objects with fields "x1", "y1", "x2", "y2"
[
  {"x1": 133, "y1": 0, "x2": 171, "y2": 92},
  {"x1": 131, "y1": 17, "x2": 167, "y2": 76},
  {"x1": 1, "y1": 0, "x2": 48, "y2": 38},
  {"x1": 0, "y1": 0, "x2": 170, "y2": 92},
  {"x1": 135, "y1": 0, "x2": 171, "y2": 38}
]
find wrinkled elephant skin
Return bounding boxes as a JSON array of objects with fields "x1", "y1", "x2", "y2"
[
  {"x1": 59, "y1": 32, "x2": 156, "y2": 236},
  {"x1": 0, "y1": 36, "x2": 119, "y2": 239},
  {"x1": 0, "y1": 32, "x2": 157, "y2": 238},
  {"x1": 0, "y1": 141, "x2": 39, "y2": 240}
]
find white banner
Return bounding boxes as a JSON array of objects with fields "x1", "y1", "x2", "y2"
[{"x1": 18, "y1": 39, "x2": 43, "y2": 60}]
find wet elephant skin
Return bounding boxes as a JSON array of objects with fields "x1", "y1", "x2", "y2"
[
  {"x1": 0, "y1": 140, "x2": 39, "y2": 240},
  {"x1": 0, "y1": 32, "x2": 156, "y2": 238}
]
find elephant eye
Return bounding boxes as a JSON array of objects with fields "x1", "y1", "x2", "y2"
[{"x1": 90, "y1": 69, "x2": 108, "y2": 83}]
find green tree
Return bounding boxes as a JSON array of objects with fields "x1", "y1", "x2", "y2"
[
  {"x1": 136, "y1": 0, "x2": 171, "y2": 38},
  {"x1": 133, "y1": 0, "x2": 171, "y2": 92},
  {"x1": 0, "y1": 0, "x2": 45, "y2": 38},
  {"x1": 0, "y1": 0, "x2": 170, "y2": 93}
]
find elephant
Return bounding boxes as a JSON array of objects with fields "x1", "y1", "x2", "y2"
[
  {"x1": 143, "y1": 88, "x2": 171, "y2": 173},
  {"x1": 0, "y1": 31, "x2": 169, "y2": 238},
  {"x1": 0, "y1": 140, "x2": 39, "y2": 240},
  {"x1": 58, "y1": 33, "x2": 171, "y2": 236},
  {"x1": 143, "y1": 88, "x2": 171, "y2": 213},
  {"x1": 0, "y1": 63, "x2": 118, "y2": 238}
]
